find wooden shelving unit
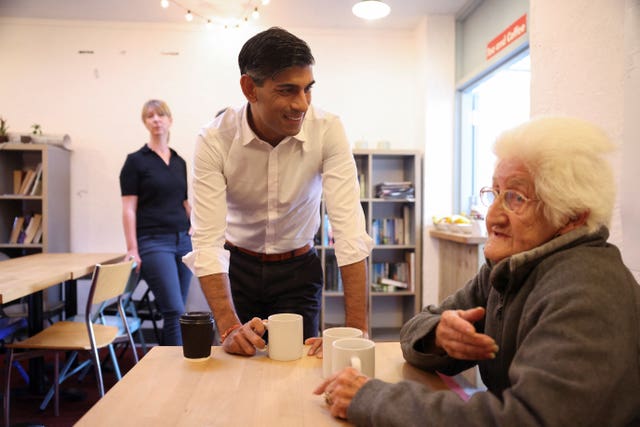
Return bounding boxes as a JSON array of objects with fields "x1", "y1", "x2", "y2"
[
  {"x1": 0, "y1": 143, "x2": 70, "y2": 258},
  {"x1": 318, "y1": 150, "x2": 422, "y2": 341}
]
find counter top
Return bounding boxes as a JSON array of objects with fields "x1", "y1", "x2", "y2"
[{"x1": 429, "y1": 227, "x2": 486, "y2": 245}]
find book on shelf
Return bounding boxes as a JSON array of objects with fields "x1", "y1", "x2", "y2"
[
  {"x1": 18, "y1": 169, "x2": 36, "y2": 195},
  {"x1": 32, "y1": 225, "x2": 44, "y2": 244},
  {"x1": 379, "y1": 277, "x2": 408, "y2": 289},
  {"x1": 12, "y1": 170, "x2": 22, "y2": 194},
  {"x1": 23, "y1": 213, "x2": 42, "y2": 244},
  {"x1": 8, "y1": 216, "x2": 25, "y2": 244},
  {"x1": 322, "y1": 213, "x2": 334, "y2": 247},
  {"x1": 372, "y1": 217, "x2": 406, "y2": 245},
  {"x1": 405, "y1": 251, "x2": 415, "y2": 292},
  {"x1": 403, "y1": 205, "x2": 411, "y2": 245},
  {"x1": 372, "y1": 260, "x2": 411, "y2": 292},
  {"x1": 16, "y1": 163, "x2": 42, "y2": 195},
  {"x1": 324, "y1": 256, "x2": 343, "y2": 292},
  {"x1": 358, "y1": 172, "x2": 366, "y2": 198},
  {"x1": 29, "y1": 163, "x2": 43, "y2": 196}
]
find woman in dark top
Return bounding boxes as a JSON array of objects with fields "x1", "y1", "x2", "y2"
[{"x1": 119, "y1": 99, "x2": 192, "y2": 346}]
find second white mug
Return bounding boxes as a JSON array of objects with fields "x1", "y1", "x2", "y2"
[
  {"x1": 331, "y1": 337, "x2": 375, "y2": 378},
  {"x1": 322, "y1": 327, "x2": 363, "y2": 378}
]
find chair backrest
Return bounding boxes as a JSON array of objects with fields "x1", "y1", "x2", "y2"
[{"x1": 85, "y1": 260, "x2": 135, "y2": 314}]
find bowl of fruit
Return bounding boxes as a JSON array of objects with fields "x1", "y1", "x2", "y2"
[{"x1": 433, "y1": 215, "x2": 471, "y2": 233}]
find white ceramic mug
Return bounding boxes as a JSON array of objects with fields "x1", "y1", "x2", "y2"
[
  {"x1": 264, "y1": 313, "x2": 303, "y2": 361},
  {"x1": 322, "y1": 327, "x2": 363, "y2": 378},
  {"x1": 331, "y1": 337, "x2": 375, "y2": 378}
]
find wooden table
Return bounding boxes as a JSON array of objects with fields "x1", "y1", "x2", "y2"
[
  {"x1": 0, "y1": 252, "x2": 124, "y2": 392},
  {"x1": 0, "y1": 252, "x2": 125, "y2": 304},
  {"x1": 76, "y1": 342, "x2": 449, "y2": 426}
]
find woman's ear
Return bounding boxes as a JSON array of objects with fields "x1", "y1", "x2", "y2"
[
  {"x1": 557, "y1": 210, "x2": 590, "y2": 235},
  {"x1": 240, "y1": 74, "x2": 257, "y2": 103}
]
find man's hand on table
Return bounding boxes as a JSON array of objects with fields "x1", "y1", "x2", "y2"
[
  {"x1": 223, "y1": 317, "x2": 267, "y2": 356},
  {"x1": 304, "y1": 327, "x2": 368, "y2": 358},
  {"x1": 305, "y1": 337, "x2": 322, "y2": 357}
]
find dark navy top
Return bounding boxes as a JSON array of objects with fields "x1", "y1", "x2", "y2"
[{"x1": 119, "y1": 145, "x2": 190, "y2": 236}]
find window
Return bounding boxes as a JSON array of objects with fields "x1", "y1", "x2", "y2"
[{"x1": 457, "y1": 53, "x2": 530, "y2": 217}]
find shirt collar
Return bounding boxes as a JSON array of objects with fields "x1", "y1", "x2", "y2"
[
  {"x1": 239, "y1": 103, "x2": 310, "y2": 151},
  {"x1": 141, "y1": 144, "x2": 175, "y2": 155}
]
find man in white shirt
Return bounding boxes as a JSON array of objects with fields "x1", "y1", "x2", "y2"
[{"x1": 183, "y1": 27, "x2": 373, "y2": 356}]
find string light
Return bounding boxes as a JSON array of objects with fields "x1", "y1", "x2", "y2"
[{"x1": 159, "y1": 0, "x2": 269, "y2": 28}]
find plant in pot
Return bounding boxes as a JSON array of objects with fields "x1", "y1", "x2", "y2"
[
  {"x1": 21, "y1": 123, "x2": 42, "y2": 143},
  {"x1": 0, "y1": 117, "x2": 9, "y2": 143}
]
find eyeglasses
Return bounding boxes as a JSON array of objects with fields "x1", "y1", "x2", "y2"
[{"x1": 479, "y1": 187, "x2": 539, "y2": 214}]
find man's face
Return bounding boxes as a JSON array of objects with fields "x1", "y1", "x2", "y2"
[
  {"x1": 245, "y1": 65, "x2": 314, "y2": 145},
  {"x1": 483, "y1": 158, "x2": 559, "y2": 263}
]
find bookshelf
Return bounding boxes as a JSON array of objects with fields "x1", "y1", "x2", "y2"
[
  {"x1": 0, "y1": 143, "x2": 70, "y2": 257},
  {"x1": 318, "y1": 150, "x2": 422, "y2": 341}
]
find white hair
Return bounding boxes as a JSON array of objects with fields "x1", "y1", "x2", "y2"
[{"x1": 493, "y1": 116, "x2": 616, "y2": 233}]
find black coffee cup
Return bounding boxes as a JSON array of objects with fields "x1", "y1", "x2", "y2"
[{"x1": 179, "y1": 311, "x2": 214, "y2": 360}]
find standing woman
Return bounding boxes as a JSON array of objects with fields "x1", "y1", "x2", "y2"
[{"x1": 120, "y1": 99, "x2": 193, "y2": 345}]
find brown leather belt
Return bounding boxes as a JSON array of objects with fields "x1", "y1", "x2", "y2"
[{"x1": 225, "y1": 241, "x2": 313, "y2": 262}]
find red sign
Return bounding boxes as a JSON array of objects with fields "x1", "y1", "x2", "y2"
[{"x1": 486, "y1": 14, "x2": 527, "y2": 60}]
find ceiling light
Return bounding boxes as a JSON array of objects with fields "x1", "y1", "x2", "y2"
[
  {"x1": 252, "y1": 7, "x2": 260, "y2": 20},
  {"x1": 262, "y1": 0, "x2": 271, "y2": 5},
  {"x1": 185, "y1": 10, "x2": 193, "y2": 22},
  {"x1": 352, "y1": 0, "x2": 391, "y2": 20},
  {"x1": 160, "y1": 0, "x2": 169, "y2": 8}
]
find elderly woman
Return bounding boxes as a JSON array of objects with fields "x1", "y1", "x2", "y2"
[{"x1": 315, "y1": 117, "x2": 640, "y2": 426}]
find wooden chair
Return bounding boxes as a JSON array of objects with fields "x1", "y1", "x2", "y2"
[
  {"x1": 98, "y1": 269, "x2": 147, "y2": 361},
  {"x1": 2, "y1": 259, "x2": 135, "y2": 425}
]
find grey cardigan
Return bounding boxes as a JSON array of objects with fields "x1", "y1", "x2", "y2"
[{"x1": 348, "y1": 227, "x2": 640, "y2": 426}]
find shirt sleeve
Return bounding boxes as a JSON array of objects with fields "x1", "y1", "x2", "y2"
[
  {"x1": 321, "y1": 116, "x2": 373, "y2": 266},
  {"x1": 119, "y1": 154, "x2": 139, "y2": 196},
  {"x1": 182, "y1": 131, "x2": 230, "y2": 276}
]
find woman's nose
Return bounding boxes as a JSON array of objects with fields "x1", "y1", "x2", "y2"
[{"x1": 486, "y1": 199, "x2": 507, "y2": 224}]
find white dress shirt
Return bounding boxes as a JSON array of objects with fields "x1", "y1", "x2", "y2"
[{"x1": 183, "y1": 104, "x2": 373, "y2": 277}]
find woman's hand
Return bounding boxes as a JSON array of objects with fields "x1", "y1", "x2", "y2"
[
  {"x1": 124, "y1": 251, "x2": 142, "y2": 273},
  {"x1": 313, "y1": 367, "x2": 370, "y2": 419},
  {"x1": 435, "y1": 307, "x2": 498, "y2": 360}
]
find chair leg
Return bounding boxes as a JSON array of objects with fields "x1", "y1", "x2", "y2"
[
  {"x1": 107, "y1": 344, "x2": 122, "y2": 381},
  {"x1": 13, "y1": 361, "x2": 29, "y2": 384},
  {"x1": 126, "y1": 329, "x2": 140, "y2": 363},
  {"x1": 53, "y1": 352, "x2": 59, "y2": 417},
  {"x1": 39, "y1": 351, "x2": 84, "y2": 412},
  {"x1": 91, "y1": 347, "x2": 105, "y2": 397},
  {"x1": 136, "y1": 327, "x2": 147, "y2": 356},
  {"x1": 4, "y1": 348, "x2": 14, "y2": 427}
]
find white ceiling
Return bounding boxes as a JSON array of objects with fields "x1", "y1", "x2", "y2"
[{"x1": 0, "y1": 0, "x2": 477, "y2": 30}]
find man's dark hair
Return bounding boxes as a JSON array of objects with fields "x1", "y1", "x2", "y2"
[{"x1": 238, "y1": 27, "x2": 315, "y2": 86}]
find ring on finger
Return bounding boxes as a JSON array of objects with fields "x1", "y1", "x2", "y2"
[{"x1": 324, "y1": 391, "x2": 333, "y2": 405}]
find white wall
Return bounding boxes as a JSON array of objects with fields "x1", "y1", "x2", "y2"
[
  {"x1": 0, "y1": 18, "x2": 423, "y2": 254},
  {"x1": 415, "y1": 16, "x2": 457, "y2": 307},
  {"x1": 530, "y1": 0, "x2": 639, "y2": 280}
]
